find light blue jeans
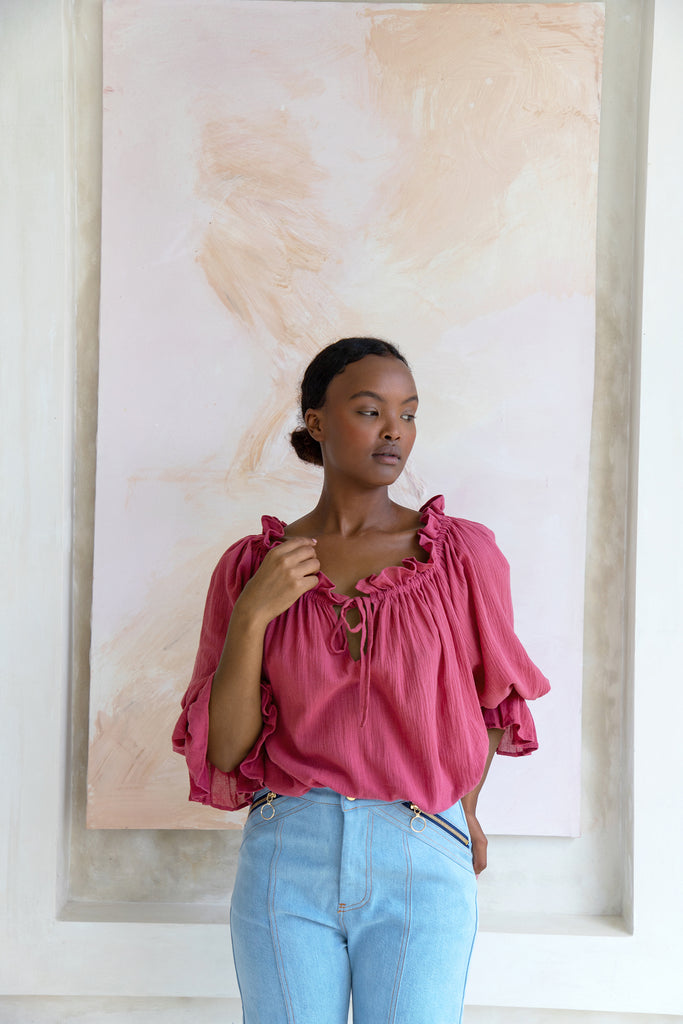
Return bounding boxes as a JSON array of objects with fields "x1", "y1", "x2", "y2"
[{"x1": 230, "y1": 788, "x2": 478, "y2": 1024}]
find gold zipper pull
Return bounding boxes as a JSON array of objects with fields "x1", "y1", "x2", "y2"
[
  {"x1": 409, "y1": 803, "x2": 426, "y2": 833},
  {"x1": 260, "y1": 791, "x2": 277, "y2": 819}
]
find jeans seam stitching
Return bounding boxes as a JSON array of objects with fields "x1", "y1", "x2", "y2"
[
  {"x1": 387, "y1": 832, "x2": 412, "y2": 1022},
  {"x1": 374, "y1": 807, "x2": 474, "y2": 875},
  {"x1": 268, "y1": 820, "x2": 296, "y2": 1023}
]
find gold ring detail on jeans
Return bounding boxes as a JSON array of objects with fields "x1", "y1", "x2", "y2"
[
  {"x1": 409, "y1": 803, "x2": 427, "y2": 832},
  {"x1": 260, "y1": 792, "x2": 277, "y2": 820}
]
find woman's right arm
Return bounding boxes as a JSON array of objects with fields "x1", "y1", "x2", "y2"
[{"x1": 207, "y1": 537, "x2": 319, "y2": 772}]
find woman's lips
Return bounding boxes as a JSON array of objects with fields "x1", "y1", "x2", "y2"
[{"x1": 372, "y1": 448, "x2": 400, "y2": 464}]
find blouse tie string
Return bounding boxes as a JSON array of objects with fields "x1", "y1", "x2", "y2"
[{"x1": 329, "y1": 596, "x2": 374, "y2": 728}]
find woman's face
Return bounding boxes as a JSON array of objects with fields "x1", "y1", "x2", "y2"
[{"x1": 305, "y1": 355, "x2": 418, "y2": 487}]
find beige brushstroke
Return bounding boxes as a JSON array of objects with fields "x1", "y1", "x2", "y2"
[
  {"x1": 124, "y1": 458, "x2": 231, "y2": 508},
  {"x1": 87, "y1": 544, "x2": 248, "y2": 828},
  {"x1": 196, "y1": 112, "x2": 354, "y2": 483},
  {"x1": 197, "y1": 114, "x2": 330, "y2": 340},
  {"x1": 361, "y1": 4, "x2": 603, "y2": 316},
  {"x1": 195, "y1": 109, "x2": 427, "y2": 503}
]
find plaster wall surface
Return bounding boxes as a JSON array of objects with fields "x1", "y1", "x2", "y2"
[{"x1": 2, "y1": 0, "x2": 683, "y2": 1020}]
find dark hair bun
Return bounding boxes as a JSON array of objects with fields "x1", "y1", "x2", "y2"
[{"x1": 290, "y1": 427, "x2": 323, "y2": 466}]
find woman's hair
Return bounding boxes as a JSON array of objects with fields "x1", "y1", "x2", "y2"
[{"x1": 290, "y1": 337, "x2": 409, "y2": 466}]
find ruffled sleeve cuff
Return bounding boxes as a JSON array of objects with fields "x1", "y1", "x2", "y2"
[
  {"x1": 450, "y1": 519, "x2": 549, "y2": 748},
  {"x1": 481, "y1": 691, "x2": 539, "y2": 756},
  {"x1": 172, "y1": 676, "x2": 278, "y2": 811}
]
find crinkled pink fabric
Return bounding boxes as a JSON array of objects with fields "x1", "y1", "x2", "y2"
[{"x1": 172, "y1": 496, "x2": 550, "y2": 814}]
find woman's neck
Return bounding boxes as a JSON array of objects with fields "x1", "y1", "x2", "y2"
[{"x1": 307, "y1": 483, "x2": 404, "y2": 537}]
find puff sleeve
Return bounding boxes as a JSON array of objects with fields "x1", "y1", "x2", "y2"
[
  {"x1": 459, "y1": 522, "x2": 550, "y2": 756},
  {"x1": 171, "y1": 536, "x2": 277, "y2": 810}
]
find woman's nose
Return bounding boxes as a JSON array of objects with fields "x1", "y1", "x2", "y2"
[{"x1": 382, "y1": 423, "x2": 401, "y2": 440}]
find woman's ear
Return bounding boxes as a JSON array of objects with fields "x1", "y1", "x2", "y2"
[{"x1": 304, "y1": 408, "x2": 323, "y2": 442}]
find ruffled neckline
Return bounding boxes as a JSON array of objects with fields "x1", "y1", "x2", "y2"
[{"x1": 260, "y1": 494, "x2": 446, "y2": 599}]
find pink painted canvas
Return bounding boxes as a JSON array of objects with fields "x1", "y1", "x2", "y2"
[{"x1": 89, "y1": 1, "x2": 604, "y2": 831}]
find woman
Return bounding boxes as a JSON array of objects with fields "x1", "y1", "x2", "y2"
[{"x1": 173, "y1": 337, "x2": 549, "y2": 1024}]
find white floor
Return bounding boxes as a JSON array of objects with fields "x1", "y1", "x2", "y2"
[{"x1": 1, "y1": 1000, "x2": 681, "y2": 1024}]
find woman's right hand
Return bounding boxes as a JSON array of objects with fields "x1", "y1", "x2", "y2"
[{"x1": 235, "y1": 538, "x2": 320, "y2": 626}]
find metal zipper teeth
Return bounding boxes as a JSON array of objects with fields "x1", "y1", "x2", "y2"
[{"x1": 401, "y1": 802, "x2": 470, "y2": 847}]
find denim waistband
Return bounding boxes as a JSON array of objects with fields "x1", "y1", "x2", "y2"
[
  {"x1": 249, "y1": 787, "x2": 469, "y2": 846},
  {"x1": 252, "y1": 786, "x2": 390, "y2": 808}
]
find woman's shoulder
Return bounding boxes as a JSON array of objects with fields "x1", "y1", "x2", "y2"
[
  {"x1": 212, "y1": 514, "x2": 287, "y2": 574},
  {"x1": 444, "y1": 515, "x2": 497, "y2": 548},
  {"x1": 281, "y1": 511, "x2": 316, "y2": 539},
  {"x1": 420, "y1": 495, "x2": 495, "y2": 544},
  {"x1": 421, "y1": 496, "x2": 502, "y2": 570}
]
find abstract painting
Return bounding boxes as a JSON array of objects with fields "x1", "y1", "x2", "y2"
[{"x1": 89, "y1": 1, "x2": 604, "y2": 832}]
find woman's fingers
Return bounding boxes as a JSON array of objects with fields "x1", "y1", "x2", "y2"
[
  {"x1": 471, "y1": 834, "x2": 488, "y2": 876},
  {"x1": 296, "y1": 554, "x2": 321, "y2": 577},
  {"x1": 299, "y1": 571, "x2": 321, "y2": 593},
  {"x1": 463, "y1": 810, "x2": 489, "y2": 876},
  {"x1": 270, "y1": 539, "x2": 320, "y2": 578},
  {"x1": 276, "y1": 537, "x2": 318, "y2": 553}
]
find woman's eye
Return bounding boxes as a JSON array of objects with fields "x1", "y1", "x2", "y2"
[
  {"x1": 401, "y1": 413, "x2": 416, "y2": 422},
  {"x1": 358, "y1": 409, "x2": 379, "y2": 416}
]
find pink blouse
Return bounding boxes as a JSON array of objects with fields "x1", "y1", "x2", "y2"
[{"x1": 172, "y1": 496, "x2": 550, "y2": 815}]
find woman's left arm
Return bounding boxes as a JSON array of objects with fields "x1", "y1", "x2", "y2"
[{"x1": 461, "y1": 727, "x2": 504, "y2": 876}]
